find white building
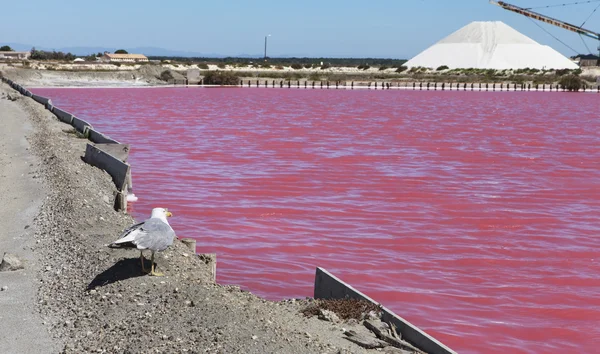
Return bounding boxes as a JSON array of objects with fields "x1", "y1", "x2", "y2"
[
  {"x1": 0, "y1": 51, "x2": 31, "y2": 60},
  {"x1": 101, "y1": 53, "x2": 149, "y2": 63}
]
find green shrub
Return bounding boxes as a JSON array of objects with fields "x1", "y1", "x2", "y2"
[
  {"x1": 202, "y1": 71, "x2": 240, "y2": 85},
  {"x1": 378, "y1": 66, "x2": 389, "y2": 71},
  {"x1": 436, "y1": 65, "x2": 449, "y2": 71},
  {"x1": 304, "y1": 63, "x2": 313, "y2": 69},
  {"x1": 275, "y1": 65, "x2": 284, "y2": 70},
  {"x1": 160, "y1": 70, "x2": 177, "y2": 81},
  {"x1": 308, "y1": 72, "x2": 322, "y2": 81},
  {"x1": 320, "y1": 63, "x2": 331, "y2": 70},
  {"x1": 395, "y1": 66, "x2": 408, "y2": 73},
  {"x1": 291, "y1": 63, "x2": 303, "y2": 70},
  {"x1": 217, "y1": 63, "x2": 226, "y2": 69},
  {"x1": 197, "y1": 63, "x2": 209, "y2": 69},
  {"x1": 357, "y1": 64, "x2": 370, "y2": 70},
  {"x1": 559, "y1": 75, "x2": 583, "y2": 91},
  {"x1": 115, "y1": 49, "x2": 128, "y2": 54},
  {"x1": 0, "y1": 45, "x2": 14, "y2": 51}
]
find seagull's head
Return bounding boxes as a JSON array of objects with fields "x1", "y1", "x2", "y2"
[{"x1": 151, "y1": 207, "x2": 173, "y2": 220}]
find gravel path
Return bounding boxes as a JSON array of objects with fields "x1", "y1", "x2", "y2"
[
  {"x1": 0, "y1": 81, "x2": 385, "y2": 353},
  {"x1": 0, "y1": 85, "x2": 59, "y2": 353}
]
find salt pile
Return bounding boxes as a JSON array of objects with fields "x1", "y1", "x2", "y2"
[{"x1": 405, "y1": 21, "x2": 579, "y2": 70}]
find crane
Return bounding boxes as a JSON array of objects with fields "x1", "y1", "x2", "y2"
[{"x1": 490, "y1": 0, "x2": 600, "y2": 61}]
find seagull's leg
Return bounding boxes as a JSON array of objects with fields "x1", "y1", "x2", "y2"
[
  {"x1": 140, "y1": 250, "x2": 149, "y2": 273},
  {"x1": 150, "y1": 251, "x2": 164, "y2": 277}
]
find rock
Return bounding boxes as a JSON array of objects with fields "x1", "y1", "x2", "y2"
[
  {"x1": 1, "y1": 286, "x2": 8, "y2": 291},
  {"x1": 318, "y1": 309, "x2": 340, "y2": 323},
  {"x1": 343, "y1": 330, "x2": 387, "y2": 349},
  {"x1": 0, "y1": 253, "x2": 24, "y2": 271},
  {"x1": 383, "y1": 347, "x2": 413, "y2": 354},
  {"x1": 102, "y1": 195, "x2": 110, "y2": 204},
  {"x1": 366, "y1": 310, "x2": 380, "y2": 321}
]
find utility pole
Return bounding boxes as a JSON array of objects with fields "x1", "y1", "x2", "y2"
[{"x1": 264, "y1": 34, "x2": 271, "y2": 61}]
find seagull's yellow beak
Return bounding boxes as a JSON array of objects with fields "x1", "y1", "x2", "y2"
[{"x1": 166, "y1": 210, "x2": 173, "y2": 217}]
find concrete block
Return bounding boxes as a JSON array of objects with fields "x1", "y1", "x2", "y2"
[
  {"x1": 88, "y1": 129, "x2": 121, "y2": 145},
  {"x1": 314, "y1": 267, "x2": 379, "y2": 303},
  {"x1": 314, "y1": 267, "x2": 456, "y2": 354},
  {"x1": 180, "y1": 238, "x2": 197, "y2": 253},
  {"x1": 83, "y1": 143, "x2": 130, "y2": 193},
  {"x1": 95, "y1": 144, "x2": 129, "y2": 162},
  {"x1": 52, "y1": 107, "x2": 74, "y2": 124},
  {"x1": 71, "y1": 116, "x2": 93, "y2": 134},
  {"x1": 32, "y1": 94, "x2": 52, "y2": 107}
]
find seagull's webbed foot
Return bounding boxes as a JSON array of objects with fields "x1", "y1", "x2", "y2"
[{"x1": 149, "y1": 252, "x2": 164, "y2": 276}]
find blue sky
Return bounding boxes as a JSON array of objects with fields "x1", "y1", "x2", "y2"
[{"x1": 1, "y1": 0, "x2": 598, "y2": 58}]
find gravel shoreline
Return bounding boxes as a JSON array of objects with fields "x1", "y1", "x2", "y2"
[{"x1": 1, "y1": 81, "x2": 420, "y2": 353}]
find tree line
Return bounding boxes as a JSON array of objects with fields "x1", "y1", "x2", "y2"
[{"x1": 148, "y1": 56, "x2": 407, "y2": 67}]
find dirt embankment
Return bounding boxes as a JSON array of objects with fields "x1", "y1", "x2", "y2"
[
  {"x1": 1, "y1": 82, "x2": 420, "y2": 353},
  {"x1": 2, "y1": 63, "x2": 597, "y2": 88},
  {"x1": 0, "y1": 66, "x2": 168, "y2": 87}
]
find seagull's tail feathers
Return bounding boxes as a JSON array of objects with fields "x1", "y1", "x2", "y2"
[{"x1": 109, "y1": 222, "x2": 144, "y2": 248}]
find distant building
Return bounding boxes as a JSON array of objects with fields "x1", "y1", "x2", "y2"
[
  {"x1": 0, "y1": 51, "x2": 31, "y2": 60},
  {"x1": 101, "y1": 53, "x2": 149, "y2": 63},
  {"x1": 572, "y1": 54, "x2": 599, "y2": 67},
  {"x1": 187, "y1": 68, "x2": 201, "y2": 84}
]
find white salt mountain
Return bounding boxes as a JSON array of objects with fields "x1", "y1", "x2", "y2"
[{"x1": 405, "y1": 21, "x2": 579, "y2": 70}]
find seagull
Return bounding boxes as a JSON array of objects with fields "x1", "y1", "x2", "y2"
[{"x1": 109, "y1": 207, "x2": 175, "y2": 276}]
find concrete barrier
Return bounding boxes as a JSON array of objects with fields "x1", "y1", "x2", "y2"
[
  {"x1": 83, "y1": 144, "x2": 130, "y2": 211},
  {"x1": 314, "y1": 267, "x2": 456, "y2": 354},
  {"x1": 52, "y1": 107, "x2": 74, "y2": 124},
  {"x1": 32, "y1": 94, "x2": 53, "y2": 108},
  {"x1": 88, "y1": 129, "x2": 120, "y2": 145},
  {"x1": 83, "y1": 144, "x2": 129, "y2": 192},
  {"x1": 71, "y1": 116, "x2": 93, "y2": 134},
  {"x1": 94, "y1": 143, "x2": 129, "y2": 162}
]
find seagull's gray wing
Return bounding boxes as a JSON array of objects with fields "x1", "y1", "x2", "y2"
[{"x1": 133, "y1": 218, "x2": 176, "y2": 252}]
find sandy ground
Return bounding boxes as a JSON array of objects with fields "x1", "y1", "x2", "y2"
[
  {"x1": 0, "y1": 87, "x2": 59, "y2": 352},
  {"x1": 0, "y1": 81, "x2": 427, "y2": 353},
  {"x1": 2, "y1": 63, "x2": 597, "y2": 88}
]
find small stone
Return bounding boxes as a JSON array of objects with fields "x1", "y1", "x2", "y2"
[
  {"x1": 366, "y1": 310, "x2": 380, "y2": 320},
  {"x1": 102, "y1": 195, "x2": 110, "y2": 204},
  {"x1": 318, "y1": 309, "x2": 340, "y2": 323},
  {"x1": 1, "y1": 286, "x2": 8, "y2": 291},
  {"x1": 251, "y1": 335, "x2": 258, "y2": 340},
  {"x1": 0, "y1": 253, "x2": 24, "y2": 271}
]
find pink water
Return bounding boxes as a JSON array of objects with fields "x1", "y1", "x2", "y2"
[{"x1": 33, "y1": 87, "x2": 600, "y2": 353}]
